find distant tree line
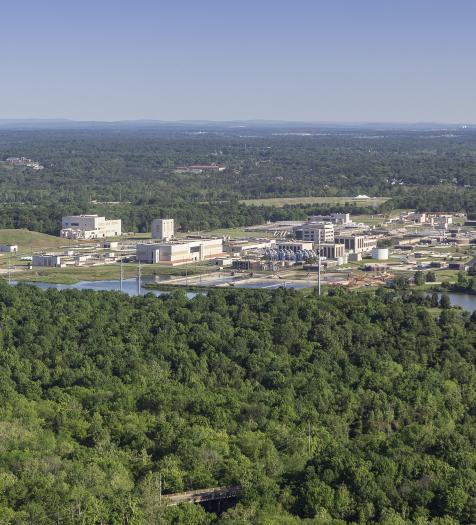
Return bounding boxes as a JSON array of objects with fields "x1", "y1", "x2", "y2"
[{"x1": 1, "y1": 129, "x2": 476, "y2": 234}]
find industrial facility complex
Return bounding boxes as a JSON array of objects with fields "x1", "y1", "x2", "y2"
[{"x1": 0, "y1": 208, "x2": 474, "y2": 294}]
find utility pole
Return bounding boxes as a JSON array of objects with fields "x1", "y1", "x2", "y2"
[
  {"x1": 317, "y1": 235, "x2": 321, "y2": 296},
  {"x1": 137, "y1": 260, "x2": 142, "y2": 296},
  {"x1": 120, "y1": 258, "x2": 123, "y2": 292},
  {"x1": 308, "y1": 421, "x2": 311, "y2": 455},
  {"x1": 8, "y1": 255, "x2": 12, "y2": 285}
]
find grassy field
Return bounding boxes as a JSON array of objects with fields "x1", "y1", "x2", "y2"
[
  {"x1": 0, "y1": 229, "x2": 68, "y2": 252},
  {"x1": 13, "y1": 262, "x2": 216, "y2": 284},
  {"x1": 240, "y1": 196, "x2": 390, "y2": 207}
]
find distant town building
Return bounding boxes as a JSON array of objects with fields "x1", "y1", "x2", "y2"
[
  {"x1": 5, "y1": 157, "x2": 44, "y2": 170},
  {"x1": 136, "y1": 238, "x2": 223, "y2": 265},
  {"x1": 61, "y1": 215, "x2": 122, "y2": 239},
  {"x1": 151, "y1": 218, "x2": 174, "y2": 241},
  {"x1": 174, "y1": 164, "x2": 226, "y2": 174}
]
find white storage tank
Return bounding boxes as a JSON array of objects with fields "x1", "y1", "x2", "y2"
[
  {"x1": 371, "y1": 247, "x2": 389, "y2": 260},
  {"x1": 336, "y1": 254, "x2": 349, "y2": 266}
]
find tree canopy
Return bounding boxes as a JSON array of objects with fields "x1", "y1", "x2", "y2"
[{"x1": 0, "y1": 283, "x2": 475, "y2": 523}]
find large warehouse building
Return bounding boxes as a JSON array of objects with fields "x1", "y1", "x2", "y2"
[
  {"x1": 60, "y1": 215, "x2": 122, "y2": 239},
  {"x1": 136, "y1": 238, "x2": 223, "y2": 265}
]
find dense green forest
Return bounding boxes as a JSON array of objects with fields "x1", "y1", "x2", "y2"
[
  {"x1": 1, "y1": 283, "x2": 476, "y2": 524},
  {"x1": 1, "y1": 125, "x2": 476, "y2": 233}
]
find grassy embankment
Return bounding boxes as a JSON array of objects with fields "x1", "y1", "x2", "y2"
[
  {"x1": 0, "y1": 229, "x2": 72, "y2": 273},
  {"x1": 14, "y1": 263, "x2": 214, "y2": 285},
  {"x1": 0, "y1": 229, "x2": 67, "y2": 252}
]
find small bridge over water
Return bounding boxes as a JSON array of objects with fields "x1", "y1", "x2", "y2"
[{"x1": 164, "y1": 485, "x2": 241, "y2": 507}]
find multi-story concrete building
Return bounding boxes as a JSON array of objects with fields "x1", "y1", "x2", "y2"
[
  {"x1": 61, "y1": 215, "x2": 122, "y2": 239},
  {"x1": 151, "y1": 218, "x2": 174, "y2": 241},
  {"x1": 335, "y1": 235, "x2": 377, "y2": 254},
  {"x1": 136, "y1": 238, "x2": 223, "y2": 265},
  {"x1": 316, "y1": 243, "x2": 345, "y2": 259},
  {"x1": 293, "y1": 222, "x2": 334, "y2": 243},
  {"x1": 32, "y1": 255, "x2": 62, "y2": 267}
]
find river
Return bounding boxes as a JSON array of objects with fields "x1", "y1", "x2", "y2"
[
  {"x1": 11, "y1": 276, "x2": 299, "y2": 298},
  {"x1": 439, "y1": 293, "x2": 476, "y2": 312},
  {"x1": 10, "y1": 280, "x2": 476, "y2": 312},
  {"x1": 12, "y1": 277, "x2": 180, "y2": 297}
]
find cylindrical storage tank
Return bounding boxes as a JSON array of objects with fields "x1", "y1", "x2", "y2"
[{"x1": 371, "y1": 248, "x2": 389, "y2": 260}]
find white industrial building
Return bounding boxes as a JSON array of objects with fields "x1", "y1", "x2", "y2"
[
  {"x1": 136, "y1": 238, "x2": 223, "y2": 265},
  {"x1": 60, "y1": 215, "x2": 122, "y2": 239},
  {"x1": 293, "y1": 222, "x2": 335, "y2": 242},
  {"x1": 151, "y1": 218, "x2": 174, "y2": 241},
  {"x1": 0, "y1": 245, "x2": 18, "y2": 253},
  {"x1": 32, "y1": 255, "x2": 62, "y2": 267},
  {"x1": 335, "y1": 235, "x2": 377, "y2": 254}
]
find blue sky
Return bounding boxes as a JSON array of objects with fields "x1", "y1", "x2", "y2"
[{"x1": 1, "y1": 0, "x2": 475, "y2": 122}]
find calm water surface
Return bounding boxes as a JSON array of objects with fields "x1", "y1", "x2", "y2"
[
  {"x1": 13, "y1": 276, "x2": 303, "y2": 297},
  {"x1": 14, "y1": 278, "x2": 179, "y2": 297},
  {"x1": 441, "y1": 293, "x2": 476, "y2": 312},
  {"x1": 13, "y1": 279, "x2": 476, "y2": 311}
]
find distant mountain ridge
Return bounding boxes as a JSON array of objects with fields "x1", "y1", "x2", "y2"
[{"x1": 0, "y1": 118, "x2": 472, "y2": 131}]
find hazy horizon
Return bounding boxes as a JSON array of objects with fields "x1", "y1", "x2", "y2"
[{"x1": 0, "y1": 118, "x2": 473, "y2": 127}]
